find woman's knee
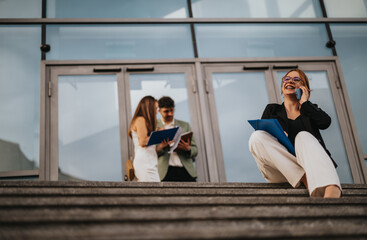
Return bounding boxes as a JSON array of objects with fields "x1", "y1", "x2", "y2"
[
  {"x1": 296, "y1": 131, "x2": 313, "y2": 138},
  {"x1": 295, "y1": 131, "x2": 316, "y2": 145},
  {"x1": 249, "y1": 130, "x2": 268, "y2": 147},
  {"x1": 249, "y1": 131, "x2": 263, "y2": 153},
  {"x1": 295, "y1": 131, "x2": 325, "y2": 156}
]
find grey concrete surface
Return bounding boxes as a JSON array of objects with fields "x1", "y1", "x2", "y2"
[{"x1": 0, "y1": 181, "x2": 366, "y2": 239}]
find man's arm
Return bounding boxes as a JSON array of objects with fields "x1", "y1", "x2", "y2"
[
  {"x1": 157, "y1": 145, "x2": 169, "y2": 157},
  {"x1": 188, "y1": 132, "x2": 198, "y2": 159}
]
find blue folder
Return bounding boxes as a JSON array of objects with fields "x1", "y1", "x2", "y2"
[
  {"x1": 248, "y1": 119, "x2": 296, "y2": 156},
  {"x1": 146, "y1": 127, "x2": 179, "y2": 146}
]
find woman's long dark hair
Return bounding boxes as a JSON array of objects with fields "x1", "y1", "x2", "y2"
[{"x1": 128, "y1": 96, "x2": 157, "y2": 138}]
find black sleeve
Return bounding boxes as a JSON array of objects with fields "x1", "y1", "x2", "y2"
[
  {"x1": 261, "y1": 104, "x2": 273, "y2": 119},
  {"x1": 300, "y1": 101, "x2": 331, "y2": 130}
]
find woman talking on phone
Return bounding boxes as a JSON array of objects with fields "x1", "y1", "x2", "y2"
[{"x1": 249, "y1": 69, "x2": 341, "y2": 198}]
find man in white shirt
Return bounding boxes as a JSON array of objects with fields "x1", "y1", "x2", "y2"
[{"x1": 156, "y1": 96, "x2": 198, "y2": 181}]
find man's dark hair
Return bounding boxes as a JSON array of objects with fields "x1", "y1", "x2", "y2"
[{"x1": 158, "y1": 96, "x2": 175, "y2": 108}]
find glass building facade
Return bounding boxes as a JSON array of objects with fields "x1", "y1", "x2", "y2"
[{"x1": 0, "y1": 0, "x2": 366, "y2": 183}]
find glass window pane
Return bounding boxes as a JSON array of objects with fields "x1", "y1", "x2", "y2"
[
  {"x1": 0, "y1": 26, "x2": 41, "y2": 172},
  {"x1": 0, "y1": 0, "x2": 42, "y2": 18},
  {"x1": 212, "y1": 72, "x2": 269, "y2": 182},
  {"x1": 58, "y1": 75, "x2": 122, "y2": 181},
  {"x1": 46, "y1": 25, "x2": 194, "y2": 60},
  {"x1": 330, "y1": 24, "x2": 367, "y2": 155},
  {"x1": 0, "y1": 176, "x2": 39, "y2": 181},
  {"x1": 129, "y1": 73, "x2": 191, "y2": 123},
  {"x1": 47, "y1": 0, "x2": 188, "y2": 18},
  {"x1": 276, "y1": 71, "x2": 353, "y2": 183},
  {"x1": 192, "y1": 0, "x2": 322, "y2": 18},
  {"x1": 324, "y1": 0, "x2": 367, "y2": 18},
  {"x1": 195, "y1": 24, "x2": 332, "y2": 58}
]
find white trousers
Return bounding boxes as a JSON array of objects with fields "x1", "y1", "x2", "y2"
[{"x1": 249, "y1": 130, "x2": 341, "y2": 197}]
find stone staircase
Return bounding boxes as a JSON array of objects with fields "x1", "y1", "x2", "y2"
[{"x1": 0, "y1": 181, "x2": 367, "y2": 239}]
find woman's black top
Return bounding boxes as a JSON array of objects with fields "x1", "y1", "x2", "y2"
[
  {"x1": 287, "y1": 116, "x2": 306, "y2": 147},
  {"x1": 261, "y1": 101, "x2": 337, "y2": 168}
]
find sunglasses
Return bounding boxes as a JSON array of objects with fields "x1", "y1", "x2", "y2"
[{"x1": 282, "y1": 76, "x2": 302, "y2": 82}]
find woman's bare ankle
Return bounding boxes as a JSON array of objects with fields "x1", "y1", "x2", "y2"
[{"x1": 324, "y1": 185, "x2": 341, "y2": 198}]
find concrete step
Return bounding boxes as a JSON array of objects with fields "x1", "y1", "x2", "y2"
[
  {"x1": 1, "y1": 195, "x2": 367, "y2": 207},
  {"x1": 1, "y1": 181, "x2": 366, "y2": 189},
  {"x1": 2, "y1": 205, "x2": 367, "y2": 222},
  {"x1": 1, "y1": 219, "x2": 367, "y2": 239},
  {"x1": 0, "y1": 182, "x2": 365, "y2": 197},
  {"x1": 0, "y1": 181, "x2": 366, "y2": 239},
  {"x1": 1, "y1": 188, "x2": 365, "y2": 197}
]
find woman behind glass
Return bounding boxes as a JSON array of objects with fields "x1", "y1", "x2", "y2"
[
  {"x1": 249, "y1": 69, "x2": 341, "y2": 198},
  {"x1": 128, "y1": 96, "x2": 168, "y2": 182}
]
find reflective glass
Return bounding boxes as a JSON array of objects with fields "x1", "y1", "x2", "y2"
[
  {"x1": 0, "y1": 0, "x2": 42, "y2": 18},
  {"x1": 47, "y1": 0, "x2": 188, "y2": 18},
  {"x1": 46, "y1": 25, "x2": 194, "y2": 60},
  {"x1": 195, "y1": 24, "x2": 332, "y2": 58},
  {"x1": 330, "y1": 24, "x2": 367, "y2": 155},
  {"x1": 212, "y1": 72, "x2": 269, "y2": 182},
  {"x1": 191, "y1": 0, "x2": 322, "y2": 18},
  {"x1": 0, "y1": 176, "x2": 39, "y2": 181},
  {"x1": 0, "y1": 26, "x2": 41, "y2": 172},
  {"x1": 277, "y1": 71, "x2": 353, "y2": 183},
  {"x1": 129, "y1": 73, "x2": 191, "y2": 123},
  {"x1": 324, "y1": 0, "x2": 367, "y2": 18},
  {"x1": 58, "y1": 75, "x2": 122, "y2": 181}
]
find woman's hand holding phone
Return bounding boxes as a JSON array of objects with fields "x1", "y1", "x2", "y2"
[{"x1": 297, "y1": 86, "x2": 309, "y2": 105}]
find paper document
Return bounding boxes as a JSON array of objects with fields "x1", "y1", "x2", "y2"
[{"x1": 168, "y1": 127, "x2": 182, "y2": 154}]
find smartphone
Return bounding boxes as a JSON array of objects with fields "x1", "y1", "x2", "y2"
[{"x1": 295, "y1": 88, "x2": 303, "y2": 100}]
